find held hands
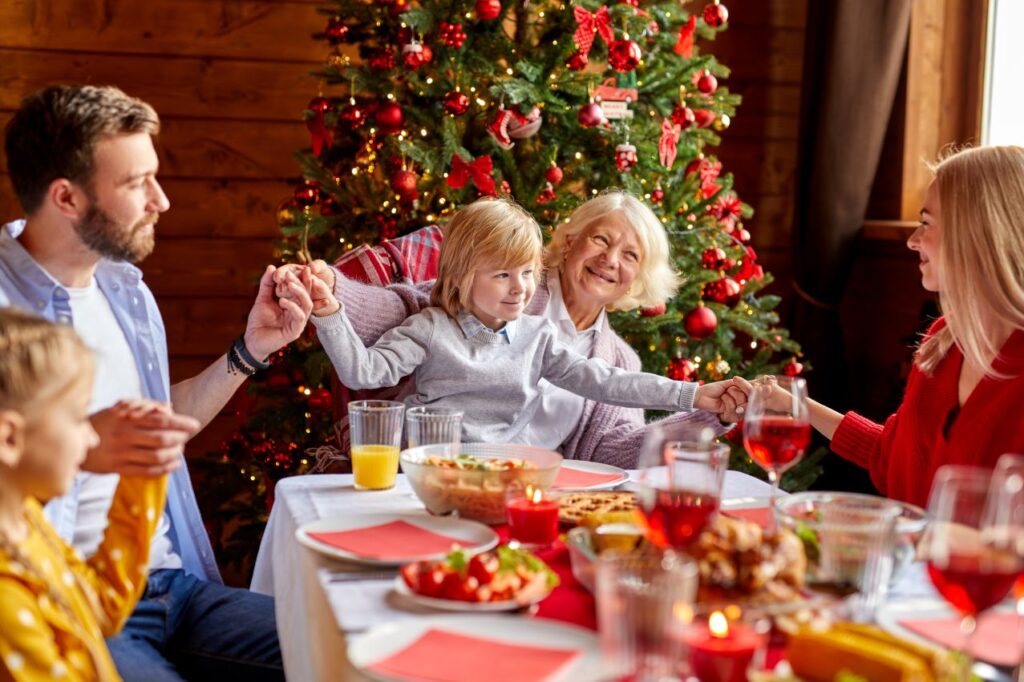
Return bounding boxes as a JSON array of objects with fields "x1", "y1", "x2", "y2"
[
  {"x1": 693, "y1": 377, "x2": 754, "y2": 423},
  {"x1": 84, "y1": 399, "x2": 201, "y2": 477},
  {"x1": 273, "y1": 260, "x2": 339, "y2": 317},
  {"x1": 243, "y1": 265, "x2": 314, "y2": 360}
]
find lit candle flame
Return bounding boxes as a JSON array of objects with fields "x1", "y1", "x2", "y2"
[
  {"x1": 709, "y1": 611, "x2": 729, "y2": 638},
  {"x1": 530, "y1": 486, "x2": 543, "y2": 504}
]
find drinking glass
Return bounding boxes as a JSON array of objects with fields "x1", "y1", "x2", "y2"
[
  {"x1": 405, "y1": 406, "x2": 463, "y2": 448},
  {"x1": 985, "y1": 454, "x2": 1024, "y2": 680},
  {"x1": 348, "y1": 400, "x2": 404, "y2": 490},
  {"x1": 920, "y1": 465, "x2": 1022, "y2": 681},
  {"x1": 742, "y1": 376, "x2": 811, "y2": 534},
  {"x1": 596, "y1": 550, "x2": 699, "y2": 682},
  {"x1": 635, "y1": 432, "x2": 729, "y2": 551}
]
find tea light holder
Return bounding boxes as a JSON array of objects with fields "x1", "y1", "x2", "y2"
[
  {"x1": 683, "y1": 605, "x2": 769, "y2": 682},
  {"x1": 506, "y1": 485, "x2": 560, "y2": 547}
]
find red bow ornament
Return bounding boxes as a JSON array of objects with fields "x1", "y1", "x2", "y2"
[
  {"x1": 447, "y1": 154, "x2": 497, "y2": 195},
  {"x1": 674, "y1": 14, "x2": 696, "y2": 57},
  {"x1": 306, "y1": 112, "x2": 333, "y2": 157},
  {"x1": 573, "y1": 5, "x2": 614, "y2": 59},
  {"x1": 659, "y1": 118, "x2": 682, "y2": 169}
]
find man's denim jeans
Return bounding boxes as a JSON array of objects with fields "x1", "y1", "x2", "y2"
[{"x1": 107, "y1": 569, "x2": 283, "y2": 682}]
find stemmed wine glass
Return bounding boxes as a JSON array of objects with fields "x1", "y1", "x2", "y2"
[
  {"x1": 742, "y1": 376, "x2": 811, "y2": 534},
  {"x1": 985, "y1": 454, "x2": 1024, "y2": 680},
  {"x1": 635, "y1": 427, "x2": 729, "y2": 552},
  {"x1": 920, "y1": 465, "x2": 1022, "y2": 681}
]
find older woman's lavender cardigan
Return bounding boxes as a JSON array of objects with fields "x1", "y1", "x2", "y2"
[{"x1": 333, "y1": 268, "x2": 726, "y2": 469}]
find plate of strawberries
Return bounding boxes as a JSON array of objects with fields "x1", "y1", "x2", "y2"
[{"x1": 395, "y1": 545, "x2": 559, "y2": 612}]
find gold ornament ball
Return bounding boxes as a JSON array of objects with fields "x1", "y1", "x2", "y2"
[
  {"x1": 277, "y1": 207, "x2": 296, "y2": 226},
  {"x1": 713, "y1": 114, "x2": 731, "y2": 131}
]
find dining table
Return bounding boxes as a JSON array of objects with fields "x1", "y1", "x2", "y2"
[{"x1": 250, "y1": 471, "x2": 1018, "y2": 682}]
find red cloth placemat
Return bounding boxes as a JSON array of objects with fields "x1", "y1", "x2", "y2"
[
  {"x1": 308, "y1": 520, "x2": 467, "y2": 560},
  {"x1": 723, "y1": 507, "x2": 772, "y2": 528},
  {"x1": 899, "y1": 611, "x2": 1020, "y2": 667},
  {"x1": 367, "y1": 628, "x2": 581, "y2": 682},
  {"x1": 553, "y1": 467, "x2": 625, "y2": 489}
]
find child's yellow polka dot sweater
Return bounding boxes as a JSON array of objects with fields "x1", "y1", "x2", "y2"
[{"x1": 0, "y1": 474, "x2": 167, "y2": 681}]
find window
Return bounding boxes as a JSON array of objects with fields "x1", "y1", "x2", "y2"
[{"x1": 983, "y1": 0, "x2": 1024, "y2": 145}]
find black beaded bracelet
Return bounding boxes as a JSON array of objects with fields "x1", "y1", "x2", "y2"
[
  {"x1": 234, "y1": 335, "x2": 270, "y2": 371},
  {"x1": 227, "y1": 344, "x2": 256, "y2": 377}
]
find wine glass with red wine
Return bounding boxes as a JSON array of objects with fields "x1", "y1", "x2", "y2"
[
  {"x1": 742, "y1": 376, "x2": 811, "y2": 534},
  {"x1": 635, "y1": 432, "x2": 728, "y2": 552},
  {"x1": 984, "y1": 454, "x2": 1024, "y2": 680},
  {"x1": 921, "y1": 465, "x2": 1023, "y2": 681}
]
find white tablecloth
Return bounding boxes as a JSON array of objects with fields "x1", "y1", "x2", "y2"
[{"x1": 251, "y1": 471, "x2": 774, "y2": 682}]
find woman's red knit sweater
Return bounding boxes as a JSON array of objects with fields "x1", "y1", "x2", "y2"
[{"x1": 831, "y1": 318, "x2": 1024, "y2": 507}]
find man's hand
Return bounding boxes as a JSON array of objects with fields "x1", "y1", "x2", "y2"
[
  {"x1": 693, "y1": 377, "x2": 752, "y2": 417},
  {"x1": 84, "y1": 400, "x2": 201, "y2": 476},
  {"x1": 244, "y1": 265, "x2": 314, "y2": 359}
]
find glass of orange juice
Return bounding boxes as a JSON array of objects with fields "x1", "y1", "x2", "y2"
[{"x1": 348, "y1": 400, "x2": 404, "y2": 490}]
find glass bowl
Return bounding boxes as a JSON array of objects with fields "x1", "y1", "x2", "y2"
[
  {"x1": 775, "y1": 491, "x2": 928, "y2": 589},
  {"x1": 400, "y1": 443, "x2": 561, "y2": 524}
]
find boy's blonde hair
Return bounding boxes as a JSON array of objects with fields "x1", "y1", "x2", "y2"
[
  {"x1": 915, "y1": 146, "x2": 1024, "y2": 377},
  {"x1": 544, "y1": 190, "x2": 681, "y2": 311},
  {"x1": 430, "y1": 198, "x2": 543, "y2": 316},
  {"x1": 0, "y1": 308, "x2": 93, "y2": 413}
]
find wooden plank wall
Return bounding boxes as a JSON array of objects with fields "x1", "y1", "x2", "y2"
[{"x1": 0, "y1": 0, "x2": 806, "y2": 457}]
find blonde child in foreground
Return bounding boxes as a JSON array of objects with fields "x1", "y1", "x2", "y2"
[
  {"x1": 0, "y1": 309, "x2": 174, "y2": 682},
  {"x1": 307, "y1": 197, "x2": 749, "y2": 440}
]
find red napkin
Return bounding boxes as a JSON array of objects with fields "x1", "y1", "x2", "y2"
[
  {"x1": 723, "y1": 507, "x2": 772, "y2": 528},
  {"x1": 899, "y1": 611, "x2": 1021, "y2": 667},
  {"x1": 307, "y1": 520, "x2": 466, "y2": 560},
  {"x1": 367, "y1": 628, "x2": 581, "y2": 682},
  {"x1": 553, "y1": 467, "x2": 623, "y2": 489}
]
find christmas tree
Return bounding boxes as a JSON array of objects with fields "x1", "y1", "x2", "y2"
[{"x1": 198, "y1": 0, "x2": 814, "y2": 575}]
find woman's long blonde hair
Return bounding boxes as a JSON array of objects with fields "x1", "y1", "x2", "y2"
[
  {"x1": 915, "y1": 145, "x2": 1024, "y2": 377},
  {"x1": 544, "y1": 190, "x2": 681, "y2": 311},
  {"x1": 430, "y1": 197, "x2": 543, "y2": 317}
]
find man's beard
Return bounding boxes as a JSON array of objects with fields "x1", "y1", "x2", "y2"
[{"x1": 74, "y1": 203, "x2": 157, "y2": 263}]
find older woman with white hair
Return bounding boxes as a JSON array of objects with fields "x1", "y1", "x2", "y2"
[{"x1": 285, "y1": 190, "x2": 731, "y2": 468}]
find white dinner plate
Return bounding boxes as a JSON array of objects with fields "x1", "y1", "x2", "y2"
[
  {"x1": 875, "y1": 597, "x2": 1018, "y2": 665},
  {"x1": 348, "y1": 614, "x2": 602, "y2": 682},
  {"x1": 296, "y1": 513, "x2": 498, "y2": 567},
  {"x1": 392, "y1": 575, "x2": 553, "y2": 612},
  {"x1": 553, "y1": 460, "x2": 629, "y2": 490}
]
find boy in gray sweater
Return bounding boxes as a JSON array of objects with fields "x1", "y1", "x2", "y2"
[{"x1": 308, "y1": 198, "x2": 748, "y2": 443}]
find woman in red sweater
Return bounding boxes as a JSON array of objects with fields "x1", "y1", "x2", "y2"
[{"x1": 795, "y1": 146, "x2": 1024, "y2": 507}]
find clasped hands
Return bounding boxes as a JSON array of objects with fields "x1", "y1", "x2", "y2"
[{"x1": 84, "y1": 399, "x2": 200, "y2": 477}]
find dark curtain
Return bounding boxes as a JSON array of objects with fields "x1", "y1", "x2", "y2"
[{"x1": 791, "y1": 0, "x2": 913, "y2": 490}]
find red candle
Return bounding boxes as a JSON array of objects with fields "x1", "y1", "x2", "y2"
[
  {"x1": 506, "y1": 487, "x2": 559, "y2": 545},
  {"x1": 685, "y1": 610, "x2": 765, "y2": 682}
]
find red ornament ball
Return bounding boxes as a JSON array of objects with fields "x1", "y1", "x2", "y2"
[
  {"x1": 701, "y1": 247, "x2": 728, "y2": 270},
  {"x1": 608, "y1": 39, "x2": 642, "y2": 73},
  {"x1": 640, "y1": 302, "x2": 666, "y2": 317},
  {"x1": 783, "y1": 360, "x2": 804, "y2": 377},
  {"x1": 578, "y1": 101, "x2": 605, "y2": 128},
  {"x1": 684, "y1": 305, "x2": 718, "y2": 339},
  {"x1": 566, "y1": 51, "x2": 589, "y2": 71},
  {"x1": 307, "y1": 96, "x2": 333, "y2": 114},
  {"x1": 419, "y1": 43, "x2": 433, "y2": 64},
  {"x1": 693, "y1": 109, "x2": 717, "y2": 128},
  {"x1": 671, "y1": 105, "x2": 696, "y2": 129},
  {"x1": 703, "y1": 2, "x2": 729, "y2": 27},
  {"x1": 697, "y1": 73, "x2": 718, "y2": 94},
  {"x1": 293, "y1": 182, "x2": 319, "y2": 207},
  {"x1": 325, "y1": 17, "x2": 350, "y2": 44},
  {"x1": 704, "y1": 276, "x2": 742, "y2": 307},
  {"x1": 545, "y1": 165, "x2": 563, "y2": 185},
  {"x1": 340, "y1": 102, "x2": 367, "y2": 127},
  {"x1": 307, "y1": 388, "x2": 334, "y2": 412},
  {"x1": 651, "y1": 187, "x2": 664, "y2": 203},
  {"x1": 368, "y1": 48, "x2": 396, "y2": 70},
  {"x1": 475, "y1": 0, "x2": 502, "y2": 20},
  {"x1": 443, "y1": 91, "x2": 470, "y2": 116},
  {"x1": 375, "y1": 102, "x2": 404, "y2": 134},
  {"x1": 390, "y1": 168, "x2": 418, "y2": 197},
  {"x1": 667, "y1": 357, "x2": 699, "y2": 382}
]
